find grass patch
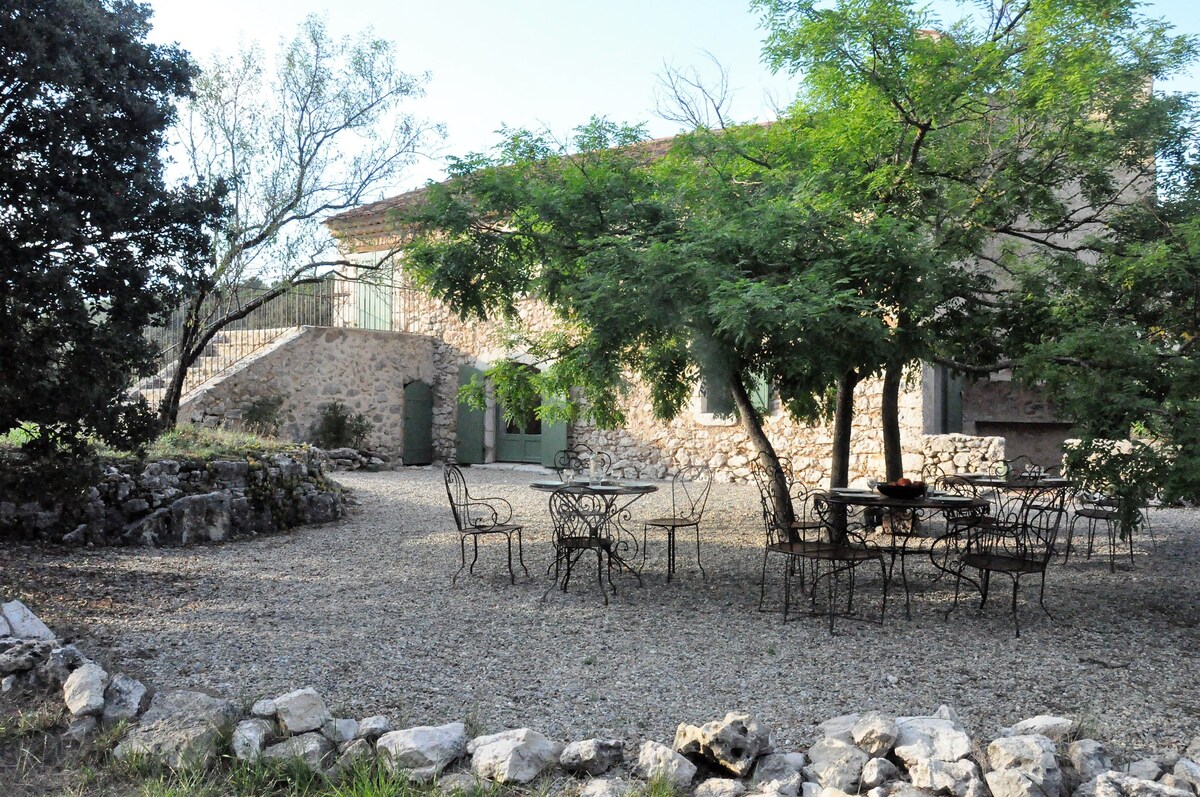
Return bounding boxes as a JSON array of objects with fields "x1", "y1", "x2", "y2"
[{"x1": 101, "y1": 426, "x2": 303, "y2": 464}]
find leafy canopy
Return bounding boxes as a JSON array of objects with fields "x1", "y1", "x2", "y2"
[{"x1": 0, "y1": 0, "x2": 216, "y2": 454}]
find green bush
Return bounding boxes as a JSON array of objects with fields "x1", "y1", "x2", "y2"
[
  {"x1": 312, "y1": 400, "x2": 374, "y2": 450},
  {"x1": 244, "y1": 395, "x2": 286, "y2": 437}
]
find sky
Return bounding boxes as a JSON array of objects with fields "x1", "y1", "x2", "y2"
[{"x1": 144, "y1": 0, "x2": 1200, "y2": 198}]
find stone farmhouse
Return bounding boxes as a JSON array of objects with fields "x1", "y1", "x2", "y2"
[{"x1": 176, "y1": 136, "x2": 1090, "y2": 485}]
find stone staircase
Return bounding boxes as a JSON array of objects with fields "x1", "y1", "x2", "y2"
[{"x1": 136, "y1": 327, "x2": 299, "y2": 409}]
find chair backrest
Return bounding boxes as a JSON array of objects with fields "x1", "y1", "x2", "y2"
[
  {"x1": 995, "y1": 456, "x2": 1058, "y2": 481},
  {"x1": 752, "y1": 454, "x2": 808, "y2": 544},
  {"x1": 671, "y1": 465, "x2": 713, "y2": 523},
  {"x1": 552, "y1": 446, "x2": 613, "y2": 481},
  {"x1": 973, "y1": 484, "x2": 1067, "y2": 566},
  {"x1": 443, "y1": 463, "x2": 471, "y2": 531},
  {"x1": 548, "y1": 486, "x2": 608, "y2": 542}
]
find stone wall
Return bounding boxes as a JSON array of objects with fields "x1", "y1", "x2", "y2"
[
  {"x1": 358, "y1": 267, "x2": 1006, "y2": 482},
  {"x1": 179, "y1": 327, "x2": 435, "y2": 460},
  {"x1": 0, "y1": 450, "x2": 345, "y2": 546}
]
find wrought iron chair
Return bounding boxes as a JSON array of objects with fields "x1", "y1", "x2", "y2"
[
  {"x1": 938, "y1": 483, "x2": 1067, "y2": 636},
  {"x1": 1064, "y1": 490, "x2": 1135, "y2": 572},
  {"x1": 640, "y1": 465, "x2": 714, "y2": 581},
  {"x1": 752, "y1": 458, "x2": 885, "y2": 631},
  {"x1": 543, "y1": 486, "x2": 637, "y2": 605},
  {"x1": 442, "y1": 464, "x2": 528, "y2": 585},
  {"x1": 551, "y1": 445, "x2": 613, "y2": 483}
]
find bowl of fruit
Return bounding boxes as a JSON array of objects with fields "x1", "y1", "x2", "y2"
[{"x1": 877, "y1": 478, "x2": 928, "y2": 499}]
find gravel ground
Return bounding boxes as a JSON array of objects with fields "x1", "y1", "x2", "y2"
[{"x1": 3, "y1": 466, "x2": 1198, "y2": 759}]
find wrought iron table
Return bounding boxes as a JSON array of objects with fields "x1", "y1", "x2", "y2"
[
  {"x1": 531, "y1": 479, "x2": 658, "y2": 603},
  {"x1": 824, "y1": 488, "x2": 989, "y2": 618}
]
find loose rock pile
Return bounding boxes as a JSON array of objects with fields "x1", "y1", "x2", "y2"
[
  {"x1": 319, "y1": 447, "x2": 393, "y2": 472},
  {"x1": 0, "y1": 449, "x2": 346, "y2": 545},
  {"x1": 3, "y1": 599, "x2": 1199, "y2": 797}
]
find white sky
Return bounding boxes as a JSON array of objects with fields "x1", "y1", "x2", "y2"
[{"x1": 145, "y1": 0, "x2": 1200, "y2": 200}]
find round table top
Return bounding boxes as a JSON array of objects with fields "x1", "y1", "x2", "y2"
[
  {"x1": 958, "y1": 474, "x2": 1073, "y2": 490},
  {"x1": 529, "y1": 478, "x2": 659, "y2": 495},
  {"x1": 823, "y1": 488, "x2": 989, "y2": 510}
]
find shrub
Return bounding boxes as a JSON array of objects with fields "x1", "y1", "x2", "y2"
[
  {"x1": 312, "y1": 400, "x2": 374, "y2": 450},
  {"x1": 243, "y1": 395, "x2": 285, "y2": 437}
]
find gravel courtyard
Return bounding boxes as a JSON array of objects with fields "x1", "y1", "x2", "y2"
[{"x1": 5, "y1": 466, "x2": 1199, "y2": 759}]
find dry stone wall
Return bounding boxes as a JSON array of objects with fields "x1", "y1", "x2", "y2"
[
  {"x1": 180, "y1": 327, "x2": 435, "y2": 460},
  {"x1": 0, "y1": 450, "x2": 345, "y2": 546}
]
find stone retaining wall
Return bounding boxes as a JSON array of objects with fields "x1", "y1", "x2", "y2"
[
  {"x1": 0, "y1": 450, "x2": 346, "y2": 545},
  {"x1": 179, "y1": 326, "x2": 435, "y2": 460}
]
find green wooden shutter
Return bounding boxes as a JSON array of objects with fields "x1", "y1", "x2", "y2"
[
  {"x1": 750, "y1": 374, "x2": 772, "y2": 414},
  {"x1": 402, "y1": 381, "x2": 433, "y2": 465},
  {"x1": 456, "y1": 365, "x2": 485, "y2": 464}
]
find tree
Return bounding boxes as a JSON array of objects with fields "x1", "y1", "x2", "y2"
[
  {"x1": 0, "y1": 0, "x2": 215, "y2": 455},
  {"x1": 753, "y1": 0, "x2": 1197, "y2": 479},
  {"x1": 157, "y1": 15, "x2": 437, "y2": 427}
]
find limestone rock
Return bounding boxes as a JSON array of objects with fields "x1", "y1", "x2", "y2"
[
  {"x1": 233, "y1": 719, "x2": 274, "y2": 762},
  {"x1": 560, "y1": 738, "x2": 624, "y2": 776},
  {"x1": 470, "y1": 728, "x2": 562, "y2": 784},
  {"x1": 1159, "y1": 775, "x2": 1195, "y2": 795},
  {"x1": 273, "y1": 688, "x2": 332, "y2": 735},
  {"x1": 102, "y1": 674, "x2": 148, "y2": 724},
  {"x1": 336, "y1": 738, "x2": 375, "y2": 770},
  {"x1": 754, "y1": 752, "x2": 809, "y2": 786},
  {"x1": 1174, "y1": 761, "x2": 1200, "y2": 792},
  {"x1": 635, "y1": 740, "x2": 698, "y2": 788},
  {"x1": 1127, "y1": 762, "x2": 1165, "y2": 782},
  {"x1": 697, "y1": 778, "x2": 749, "y2": 797},
  {"x1": 1, "y1": 600, "x2": 55, "y2": 640},
  {"x1": 1070, "y1": 741, "x2": 1114, "y2": 784},
  {"x1": 251, "y1": 698, "x2": 277, "y2": 719},
  {"x1": 37, "y1": 645, "x2": 86, "y2": 688},
  {"x1": 909, "y1": 757, "x2": 983, "y2": 797},
  {"x1": 1076, "y1": 772, "x2": 1194, "y2": 797},
  {"x1": 357, "y1": 715, "x2": 393, "y2": 741},
  {"x1": 894, "y1": 717, "x2": 973, "y2": 767},
  {"x1": 1187, "y1": 741, "x2": 1200, "y2": 763},
  {"x1": 63, "y1": 715, "x2": 98, "y2": 743},
  {"x1": 63, "y1": 662, "x2": 107, "y2": 717},
  {"x1": 988, "y1": 735, "x2": 1062, "y2": 797},
  {"x1": 862, "y1": 758, "x2": 900, "y2": 790},
  {"x1": 804, "y1": 738, "x2": 869, "y2": 792},
  {"x1": 0, "y1": 616, "x2": 9, "y2": 637},
  {"x1": 377, "y1": 722, "x2": 468, "y2": 776},
  {"x1": 323, "y1": 718, "x2": 358, "y2": 745},
  {"x1": 438, "y1": 772, "x2": 485, "y2": 796},
  {"x1": 853, "y1": 713, "x2": 899, "y2": 757},
  {"x1": 1009, "y1": 716, "x2": 1076, "y2": 743},
  {"x1": 819, "y1": 714, "x2": 861, "y2": 744},
  {"x1": 114, "y1": 690, "x2": 239, "y2": 769},
  {"x1": 262, "y1": 732, "x2": 334, "y2": 771},
  {"x1": 580, "y1": 778, "x2": 636, "y2": 797},
  {"x1": 676, "y1": 713, "x2": 772, "y2": 777},
  {"x1": 0, "y1": 640, "x2": 54, "y2": 675},
  {"x1": 985, "y1": 769, "x2": 1045, "y2": 797}
]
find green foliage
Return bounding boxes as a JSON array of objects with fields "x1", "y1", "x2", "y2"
[
  {"x1": 133, "y1": 426, "x2": 299, "y2": 462},
  {"x1": 244, "y1": 396, "x2": 287, "y2": 437},
  {"x1": 312, "y1": 401, "x2": 375, "y2": 450},
  {"x1": 0, "y1": 0, "x2": 219, "y2": 452}
]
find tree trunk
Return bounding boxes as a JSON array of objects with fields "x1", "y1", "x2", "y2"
[
  {"x1": 830, "y1": 369, "x2": 860, "y2": 489},
  {"x1": 730, "y1": 373, "x2": 793, "y2": 527},
  {"x1": 882, "y1": 359, "x2": 903, "y2": 481},
  {"x1": 157, "y1": 290, "x2": 208, "y2": 429}
]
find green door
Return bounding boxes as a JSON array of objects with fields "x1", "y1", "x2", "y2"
[
  {"x1": 456, "y1": 365, "x2": 485, "y2": 464},
  {"x1": 495, "y1": 401, "x2": 542, "y2": 463},
  {"x1": 356, "y1": 270, "x2": 393, "y2": 330},
  {"x1": 403, "y1": 381, "x2": 433, "y2": 465}
]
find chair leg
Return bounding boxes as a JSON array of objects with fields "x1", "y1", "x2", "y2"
[
  {"x1": 596, "y1": 547, "x2": 608, "y2": 606},
  {"x1": 979, "y1": 569, "x2": 991, "y2": 610},
  {"x1": 516, "y1": 530, "x2": 529, "y2": 578},
  {"x1": 758, "y1": 549, "x2": 772, "y2": 611},
  {"x1": 640, "y1": 524, "x2": 649, "y2": 574},
  {"x1": 1038, "y1": 573, "x2": 1053, "y2": 619},
  {"x1": 453, "y1": 535, "x2": 468, "y2": 585},
  {"x1": 694, "y1": 524, "x2": 705, "y2": 580},
  {"x1": 469, "y1": 536, "x2": 480, "y2": 575},
  {"x1": 666, "y1": 527, "x2": 676, "y2": 583},
  {"x1": 1063, "y1": 516, "x2": 1078, "y2": 562},
  {"x1": 505, "y1": 533, "x2": 515, "y2": 585}
]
